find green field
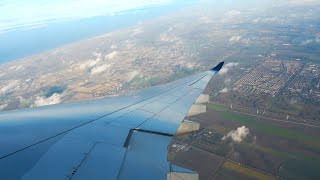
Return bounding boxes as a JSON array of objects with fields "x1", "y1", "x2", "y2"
[
  {"x1": 240, "y1": 142, "x2": 320, "y2": 179},
  {"x1": 241, "y1": 142, "x2": 293, "y2": 159},
  {"x1": 222, "y1": 161, "x2": 275, "y2": 180},
  {"x1": 279, "y1": 158, "x2": 320, "y2": 180},
  {"x1": 207, "y1": 103, "x2": 320, "y2": 150},
  {"x1": 222, "y1": 111, "x2": 320, "y2": 180},
  {"x1": 218, "y1": 110, "x2": 320, "y2": 150},
  {"x1": 207, "y1": 103, "x2": 228, "y2": 111},
  {"x1": 167, "y1": 152, "x2": 176, "y2": 161},
  {"x1": 208, "y1": 124, "x2": 230, "y2": 134},
  {"x1": 192, "y1": 141, "x2": 230, "y2": 157},
  {"x1": 175, "y1": 133, "x2": 193, "y2": 143}
]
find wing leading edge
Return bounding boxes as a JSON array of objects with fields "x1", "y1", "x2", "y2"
[{"x1": 0, "y1": 62, "x2": 224, "y2": 180}]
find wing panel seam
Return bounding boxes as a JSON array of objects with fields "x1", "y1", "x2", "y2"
[
  {"x1": 188, "y1": 74, "x2": 207, "y2": 86},
  {"x1": 0, "y1": 74, "x2": 200, "y2": 160}
]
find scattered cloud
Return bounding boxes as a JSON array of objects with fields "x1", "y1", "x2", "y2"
[
  {"x1": 225, "y1": 10, "x2": 241, "y2": 17},
  {"x1": 127, "y1": 70, "x2": 140, "y2": 81},
  {"x1": 219, "y1": 87, "x2": 229, "y2": 93},
  {"x1": 0, "y1": 80, "x2": 19, "y2": 94},
  {"x1": 264, "y1": 17, "x2": 280, "y2": 23},
  {"x1": 9, "y1": 65, "x2": 23, "y2": 71},
  {"x1": 186, "y1": 63, "x2": 197, "y2": 69},
  {"x1": 218, "y1": 62, "x2": 239, "y2": 75},
  {"x1": 131, "y1": 27, "x2": 143, "y2": 36},
  {"x1": 79, "y1": 59, "x2": 99, "y2": 70},
  {"x1": 93, "y1": 52, "x2": 102, "y2": 61},
  {"x1": 105, "y1": 51, "x2": 118, "y2": 60},
  {"x1": 110, "y1": 44, "x2": 117, "y2": 49},
  {"x1": 252, "y1": 18, "x2": 261, "y2": 23},
  {"x1": 301, "y1": 38, "x2": 320, "y2": 45},
  {"x1": 199, "y1": 16, "x2": 212, "y2": 24},
  {"x1": 252, "y1": 17, "x2": 283, "y2": 24},
  {"x1": 0, "y1": 103, "x2": 7, "y2": 110},
  {"x1": 302, "y1": 39, "x2": 314, "y2": 45},
  {"x1": 222, "y1": 126, "x2": 250, "y2": 143},
  {"x1": 33, "y1": 93, "x2": 63, "y2": 107},
  {"x1": 78, "y1": 52, "x2": 104, "y2": 70},
  {"x1": 160, "y1": 33, "x2": 179, "y2": 42},
  {"x1": 91, "y1": 64, "x2": 110, "y2": 75},
  {"x1": 229, "y1": 36, "x2": 242, "y2": 42}
]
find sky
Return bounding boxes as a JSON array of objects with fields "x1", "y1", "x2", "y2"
[{"x1": 0, "y1": 0, "x2": 174, "y2": 34}]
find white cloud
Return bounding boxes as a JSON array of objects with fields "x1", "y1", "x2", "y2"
[
  {"x1": 0, "y1": 80, "x2": 19, "y2": 94},
  {"x1": 222, "y1": 126, "x2": 250, "y2": 143},
  {"x1": 253, "y1": 17, "x2": 284, "y2": 24},
  {"x1": 91, "y1": 64, "x2": 110, "y2": 75},
  {"x1": 302, "y1": 39, "x2": 313, "y2": 45},
  {"x1": 218, "y1": 62, "x2": 239, "y2": 75},
  {"x1": 219, "y1": 87, "x2": 229, "y2": 93},
  {"x1": 9, "y1": 65, "x2": 23, "y2": 70},
  {"x1": 252, "y1": 18, "x2": 261, "y2": 23},
  {"x1": 110, "y1": 45, "x2": 117, "y2": 49},
  {"x1": 199, "y1": 16, "x2": 212, "y2": 24},
  {"x1": 105, "y1": 51, "x2": 118, "y2": 60},
  {"x1": 186, "y1": 63, "x2": 197, "y2": 69},
  {"x1": 33, "y1": 93, "x2": 63, "y2": 107},
  {"x1": 225, "y1": 10, "x2": 241, "y2": 17},
  {"x1": 0, "y1": 103, "x2": 7, "y2": 110},
  {"x1": 93, "y1": 52, "x2": 102, "y2": 61},
  {"x1": 301, "y1": 38, "x2": 320, "y2": 45},
  {"x1": 264, "y1": 17, "x2": 279, "y2": 22},
  {"x1": 160, "y1": 33, "x2": 179, "y2": 42},
  {"x1": 127, "y1": 70, "x2": 140, "y2": 81},
  {"x1": 79, "y1": 59, "x2": 99, "y2": 70},
  {"x1": 78, "y1": 52, "x2": 103, "y2": 70},
  {"x1": 131, "y1": 27, "x2": 143, "y2": 36},
  {"x1": 229, "y1": 36, "x2": 242, "y2": 42}
]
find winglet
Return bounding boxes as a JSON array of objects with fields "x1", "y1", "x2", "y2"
[{"x1": 211, "y1": 62, "x2": 224, "y2": 72}]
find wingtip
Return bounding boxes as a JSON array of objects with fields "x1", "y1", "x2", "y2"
[{"x1": 211, "y1": 62, "x2": 224, "y2": 72}]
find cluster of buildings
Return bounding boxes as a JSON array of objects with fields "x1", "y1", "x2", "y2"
[
  {"x1": 171, "y1": 143, "x2": 190, "y2": 153},
  {"x1": 233, "y1": 59, "x2": 301, "y2": 95},
  {"x1": 284, "y1": 63, "x2": 320, "y2": 102}
]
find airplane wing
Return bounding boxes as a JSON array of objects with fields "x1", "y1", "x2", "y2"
[{"x1": 0, "y1": 62, "x2": 224, "y2": 180}]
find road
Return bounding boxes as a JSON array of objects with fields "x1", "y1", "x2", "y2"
[
  {"x1": 209, "y1": 102, "x2": 320, "y2": 128},
  {"x1": 230, "y1": 109, "x2": 320, "y2": 128}
]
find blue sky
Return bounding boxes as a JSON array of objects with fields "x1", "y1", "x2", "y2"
[{"x1": 0, "y1": 0, "x2": 173, "y2": 34}]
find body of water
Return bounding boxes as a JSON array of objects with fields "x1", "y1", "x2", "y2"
[{"x1": 0, "y1": 1, "x2": 194, "y2": 64}]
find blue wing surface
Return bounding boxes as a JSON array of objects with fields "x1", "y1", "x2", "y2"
[{"x1": 0, "y1": 63, "x2": 223, "y2": 180}]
